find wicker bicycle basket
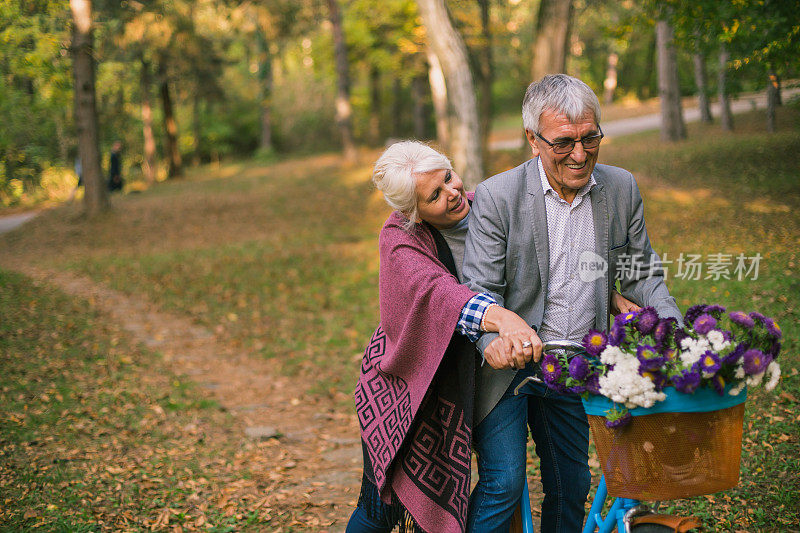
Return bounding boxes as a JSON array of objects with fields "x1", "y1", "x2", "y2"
[{"x1": 583, "y1": 387, "x2": 746, "y2": 501}]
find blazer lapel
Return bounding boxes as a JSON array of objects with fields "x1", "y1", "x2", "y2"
[
  {"x1": 590, "y1": 181, "x2": 609, "y2": 330},
  {"x1": 527, "y1": 159, "x2": 549, "y2": 301}
]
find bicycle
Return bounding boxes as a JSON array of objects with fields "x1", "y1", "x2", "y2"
[{"x1": 514, "y1": 339, "x2": 745, "y2": 533}]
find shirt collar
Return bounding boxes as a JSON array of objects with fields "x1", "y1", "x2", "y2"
[{"x1": 537, "y1": 157, "x2": 596, "y2": 201}]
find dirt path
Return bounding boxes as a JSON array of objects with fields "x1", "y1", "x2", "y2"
[{"x1": 16, "y1": 265, "x2": 363, "y2": 531}]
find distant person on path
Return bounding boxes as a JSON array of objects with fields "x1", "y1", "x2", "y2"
[
  {"x1": 69, "y1": 154, "x2": 83, "y2": 202},
  {"x1": 108, "y1": 141, "x2": 123, "y2": 192},
  {"x1": 462, "y1": 73, "x2": 681, "y2": 531},
  {"x1": 345, "y1": 140, "x2": 640, "y2": 532}
]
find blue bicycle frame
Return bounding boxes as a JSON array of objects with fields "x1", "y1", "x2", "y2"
[{"x1": 520, "y1": 475, "x2": 649, "y2": 533}]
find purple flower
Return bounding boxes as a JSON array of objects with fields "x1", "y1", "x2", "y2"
[
  {"x1": 767, "y1": 341, "x2": 781, "y2": 358},
  {"x1": 698, "y1": 350, "x2": 721, "y2": 376},
  {"x1": 660, "y1": 346, "x2": 678, "y2": 361},
  {"x1": 711, "y1": 374, "x2": 726, "y2": 395},
  {"x1": 673, "y1": 370, "x2": 701, "y2": 394},
  {"x1": 722, "y1": 342, "x2": 748, "y2": 366},
  {"x1": 764, "y1": 318, "x2": 782, "y2": 340},
  {"x1": 653, "y1": 318, "x2": 676, "y2": 346},
  {"x1": 541, "y1": 353, "x2": 562, "y2": 383},
  {"x1": 582, "y1": 330, "x2": 608, "y2": 357},
  {"x1": 749, "y1": 311, "x2": 767, "y2": 324},
  {"x1": 693, "y1": 314, "x2": 717, "y2": 335},
  {"x1": 585, "y1": 373, "x2": 601, "y2": 394},
  {"x1": 673, "y1": 328, "x2": 689, "y2": 348},
  {"x1": 605, "y1": 411, "x2": 632, "y2": 428},
  {"x1": 704, "y1": 304, "x2": 726, "y2": 317},
  {"x1": 568, "y1": 356, "x2": 590, "y2": 381},
  {"x1": 567, "y1": 385, "x2": 586, "y2": 394},
  {"x1": 742, "y1": 349, "x2": 770, "y2": 375},
  {"x1": 635, "y1": 307, "x2": 659, "y2": 335},
  {"x1": 722, "y1": 330, "x2": 733, "y2": 342},
  {"x1": 637, "y1": 344, "x2": 665, "y2": 371},
  {"x1": 729, "y1": 311, "x2": 755, "y2": 330},
  {"x1": 608, "y1": 322, "x2": 626, "y2": 347},
  {"x1": 684, "y1": 304, "x2": 708, "y2": 326},
  {"x1": 616, "y1": 310, "x2": 639, "y2": 326}
]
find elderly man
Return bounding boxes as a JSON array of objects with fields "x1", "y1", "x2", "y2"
[{"x1": 463, "y1": 74, "x2": 682, "y2": 531}]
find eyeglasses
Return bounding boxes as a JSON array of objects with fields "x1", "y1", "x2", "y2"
[{"x1": 535, "y1": 126, "x2": 604, "y2": 155}]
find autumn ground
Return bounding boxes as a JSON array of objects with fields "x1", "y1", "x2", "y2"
[{"x1": 1, "y1": 105, "x2": 799, "y2": 532}]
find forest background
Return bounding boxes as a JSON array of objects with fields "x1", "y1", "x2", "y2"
[{"x1": 2, "y1": 0, "x2": 798, "y2": 209}]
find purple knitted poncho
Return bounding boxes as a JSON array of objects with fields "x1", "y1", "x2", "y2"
[{"x1": 355, "y1": 209, "x2": 478, "y2": 533}]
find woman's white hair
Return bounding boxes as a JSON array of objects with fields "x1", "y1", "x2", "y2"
[
  {"x1": 522, "y1": 74, "x2": 601, "y2": 133},
  {"x1": 372, "y1": 141, "x2": 452, "y2": 230}
]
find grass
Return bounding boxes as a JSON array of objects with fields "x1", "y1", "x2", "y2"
[
  {"x1": 0, "y1": 269, "x2": 295, "y2": 531},
  {"x1": 1, "y1": 104, "x2": 798, "y2": 530}
]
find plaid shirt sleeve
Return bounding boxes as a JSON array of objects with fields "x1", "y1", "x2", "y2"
[{"x1": 457, "y1": 292, "x2": 497, "y2": 342}]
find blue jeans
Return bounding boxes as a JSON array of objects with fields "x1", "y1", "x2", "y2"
[{"x1": 467, "y1": 369, "x2": 590, "y2": 532}]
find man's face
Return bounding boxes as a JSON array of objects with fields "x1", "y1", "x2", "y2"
[{"x1": 526, "y1": 108, "x2": 600, "y2": 201}]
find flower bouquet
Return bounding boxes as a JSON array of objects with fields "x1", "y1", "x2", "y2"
[
  {"x1": 540, "y1": 304, "x2": 783, "y2": 500},
  {"x1": 541, "y1": 304, "x2": 782, "y2": 427}
]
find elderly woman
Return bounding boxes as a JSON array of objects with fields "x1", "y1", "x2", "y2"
[{"x1": 347, "y1": 141, "x2": 539, "y2": 533}]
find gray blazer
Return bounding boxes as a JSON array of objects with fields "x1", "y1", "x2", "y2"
[{"x1": 462, "y1": 157, "x2": 682, "y2": 425}]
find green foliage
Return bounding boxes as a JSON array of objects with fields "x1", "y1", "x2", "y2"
[{"x1": 0, "y1": 0, "x2": 72, "y2": 204}]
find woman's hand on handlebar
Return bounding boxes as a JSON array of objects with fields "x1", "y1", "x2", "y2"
[{"x1": 481, "y1": 306, "x2": 542, "y2": 369}]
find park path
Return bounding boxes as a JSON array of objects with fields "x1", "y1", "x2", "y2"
[
  {"x1": 488, "y1": 86, "x2": 800, "y2": 150},
  {"x1": 10, "y1": 264, "x2": 364, "y2": 531}
]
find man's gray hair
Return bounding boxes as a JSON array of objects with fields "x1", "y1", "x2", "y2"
[
  {"x1": 522, "y1": 74, "x2": 601, "y2": 133},
  {"x1": 372, "y1": 141, "x2": 452, "y2": 230}
]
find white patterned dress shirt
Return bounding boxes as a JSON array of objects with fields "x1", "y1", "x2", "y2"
[{"x1": 537, "y1": 157, "x2": 598, "y2": 344}]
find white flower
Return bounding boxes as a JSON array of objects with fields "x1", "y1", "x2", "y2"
[
  {"x1": 746, "y1": 371, "x2": 765, "y2": 387},
  {"x1": 600, "y1": 345, "x2": 628, "y2": 366},
  {"x1": 706, "y1": 330, "x2": 730, "y2": 352},
  {"x1": 729, "y1": 382, "x2": 746, "y2": 396},
  {"x1": 679, "y1": 336, "x2": 711, "y2": 367},
  {"x1": 765, "y1": 361, "x2": 781, "y2": 392},
  {"x1": 735, "y1": 365, "x2": 745, "y2": 379},
  {"x1": 599, "y1": 356, "x2": 666, "y2": 410}
]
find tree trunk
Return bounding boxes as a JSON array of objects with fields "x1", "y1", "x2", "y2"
[
  {"x1": 477, "y1": 0, "x2": 492, "y2": 161},
  {"x1": 69, "y1": 0, "x2": 108, "y2": 214},
  {"x1": 692, "y1": 52, "x2": 712, "y2": 123},
  {"x1": 718, "y1": 46, "x2": 733, "y2": 131},
  {"x1": 369, "y1": 66, "x2": 381, "y2": 145},
  {"x1": 326, "y1": 0, "x2": 357, "y2": 163},
  {"x1": 140, "y1": 58, "x2": 157, "y2": 184},
  {"x1": 412, "y1": 74, "x2": 427, "y2": 139},
  {"x1": 192, "y1": 91, "x2": 202, "y2": 165},
  {"x1": 691, "y1": 31, "x2": 712, "y2": 124},
  {"x1": 392, "y1": 77, "x2": 402, "y2": 138},
  {"x1": 256, "y1": 20, "x2": 274, "y2": 152},
  {"x1": 158, "y1": 57, "x2": 183, "y2": 178},
  {"x1": 603, "y1": 52, "x2": 618, "y2": 105},
  {"x1": 417, "y1": 0, "x2": 483, "y2": 189},
  {"x1": 656, "y1": 18, "x2": 686, "y2": 141},
  {"x1": 766, "y1": 69, "x2": 779, "y2": 133},
  {"x1": 426, "y1": 47, "x2": 450, "y2": 152},
  {"x1": 530, "y1": 0, "x2": 573, "y2": 82}
]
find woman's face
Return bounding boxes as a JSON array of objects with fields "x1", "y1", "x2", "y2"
[{"x1": 414, "y1": 168, "x2": 469, "y2": 229}]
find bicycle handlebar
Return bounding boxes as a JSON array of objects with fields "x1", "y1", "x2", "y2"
[{"x1": 513, "y1": 339, "x2": 587, "y2": 396}]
